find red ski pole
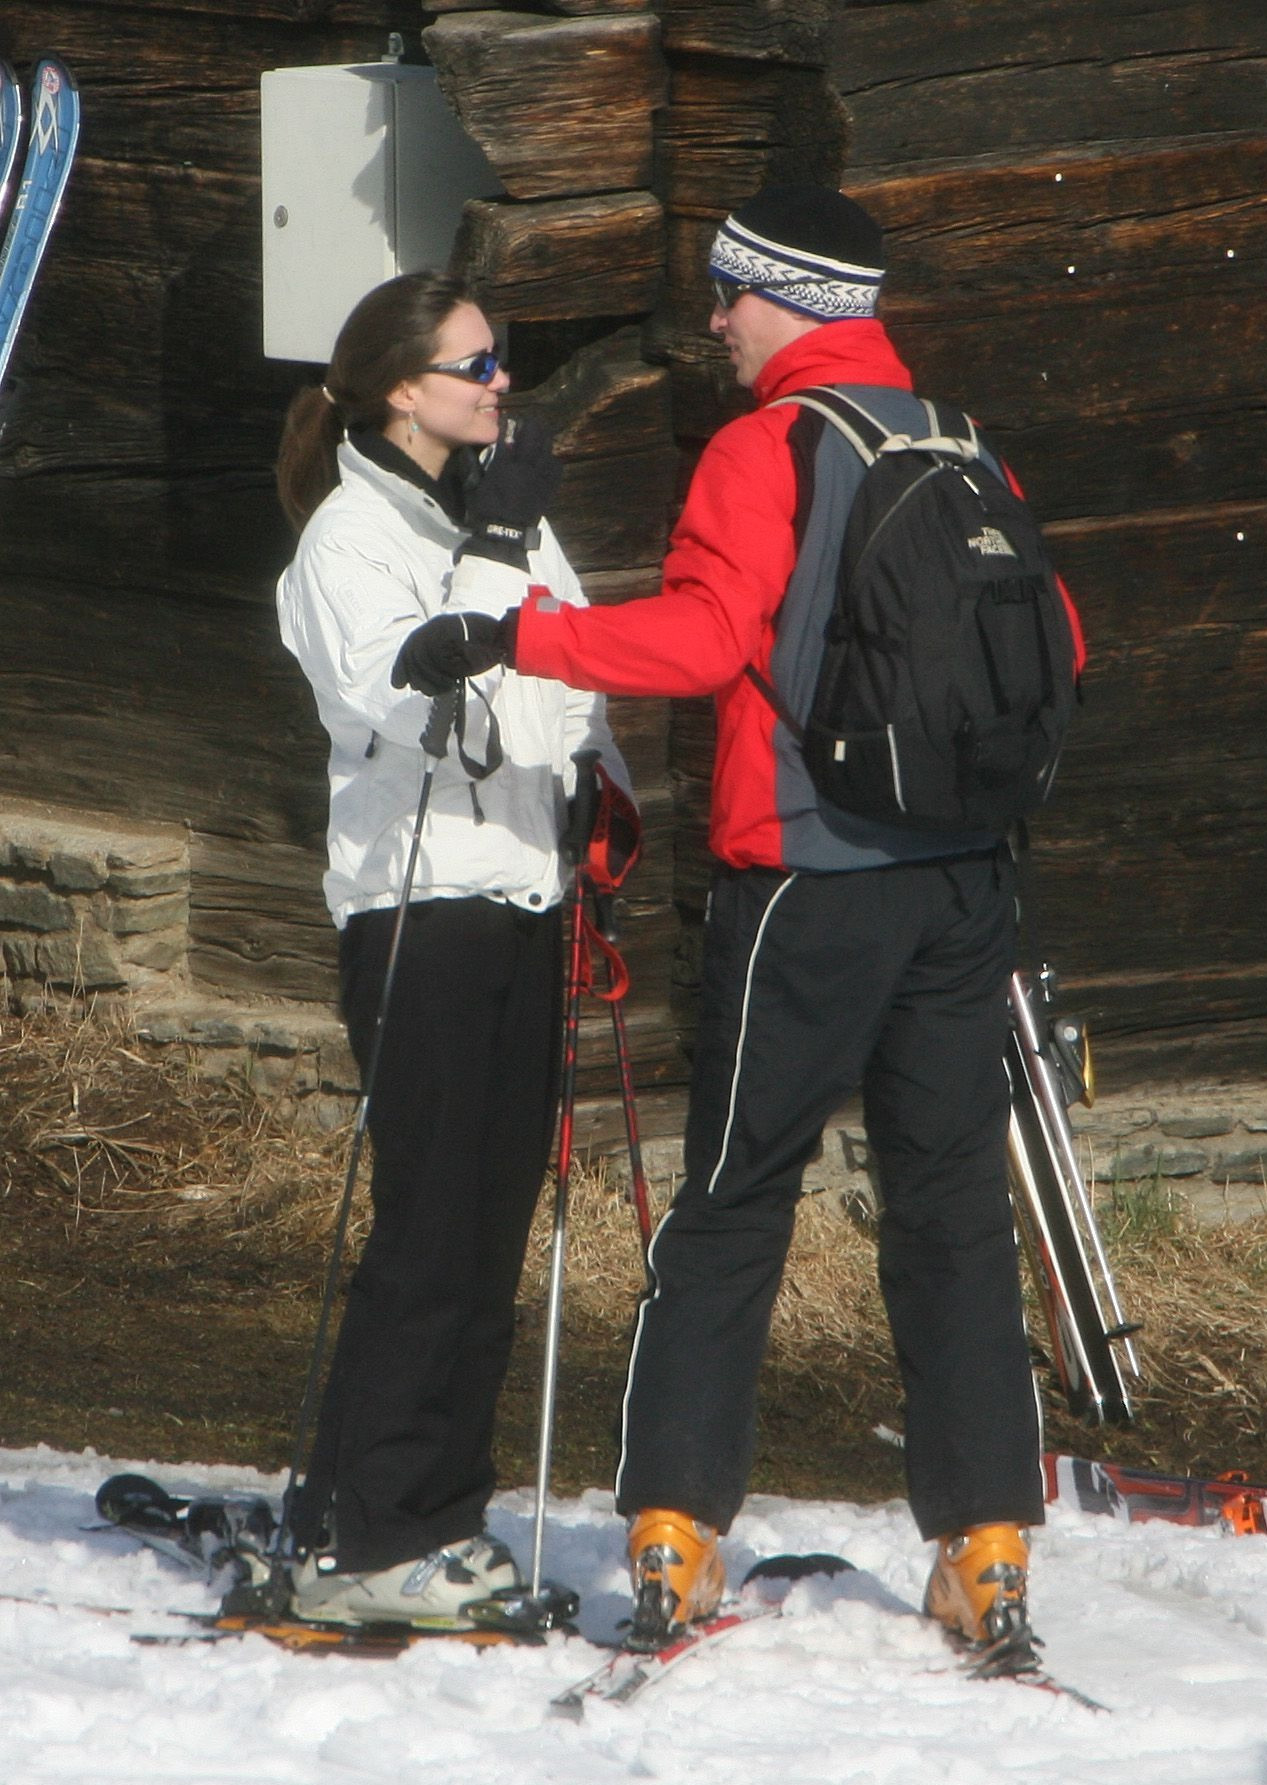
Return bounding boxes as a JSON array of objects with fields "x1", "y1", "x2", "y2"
[{"x1": 592, "y1": 883, "x2": 653, "y2": 1258}]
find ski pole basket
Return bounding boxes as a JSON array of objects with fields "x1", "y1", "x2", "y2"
[{"x1": 1006, "y1": 967, "x2": 1141, "y2": 1426}]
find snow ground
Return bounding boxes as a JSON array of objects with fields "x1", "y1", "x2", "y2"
[{"x1": 2, "y1": 1443, "x2": 1266, "y2": 1785}]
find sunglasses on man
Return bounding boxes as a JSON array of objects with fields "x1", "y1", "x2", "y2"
[
  {"x1": 710, "y1": 279, "x2": 754, "y2": 311},
  {"x1": 420, "y1": 349, "x2": 503, "y2": 384}
]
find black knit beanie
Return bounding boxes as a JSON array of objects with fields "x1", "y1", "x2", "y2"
[{"x1": 709, "y1": 184, "x2": 885, "y2": 320}]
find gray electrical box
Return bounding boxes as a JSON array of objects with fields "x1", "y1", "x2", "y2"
[{"x1": 260, "y1": 61, "x2": 502, "y2": 364}]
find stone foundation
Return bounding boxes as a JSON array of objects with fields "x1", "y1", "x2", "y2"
[
  {"x1": 609, "y1": 1083, "x2": 1267, "y2": 1227},
  {"x1": 3, "y1": 799, "x2": 1264, "y2": 1219},
  {"x1": 0, "y1": 798, "x2": 356, "y2": 1131},
  {"x1": 0, "y1": 799, "x2": 190, "y2": 1008},
  {"x1": 133, "y1": 997, "x2": 357, "y2": 1132}
]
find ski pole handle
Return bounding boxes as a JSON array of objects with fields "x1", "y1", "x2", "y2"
[
  {"x1": 420, "y1": 685, "x2": 458, "y2": 761},
  {"x1": 562, "y1": 747, "x2": 602, "y2": 864}
]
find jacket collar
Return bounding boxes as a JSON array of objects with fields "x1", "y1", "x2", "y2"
[
  {"x1": 349, "y1": 427, "x2": 472, "y2": 524},
  {"x1": 335, "y1": 436, "x2": 470, "y2": 547},
  {"x1": 752, "y1": 319, "x2": 914, "y2": 406}
]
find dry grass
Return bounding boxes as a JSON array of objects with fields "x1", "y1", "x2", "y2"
[
  {"x1": 0, "y1": 1003, "x2": 364, "y2": 1256},
  {"x1": 2, "y1": 1000, "x2": 1266, "y2": 1494},
  {"x1": 1084, "y1": 1204, "x2": 1267, "y2": 1467}
]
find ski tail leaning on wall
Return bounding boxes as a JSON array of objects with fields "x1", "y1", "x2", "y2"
[{"x1": 0, "y1": 54, "x2": 80, "y2": 394}]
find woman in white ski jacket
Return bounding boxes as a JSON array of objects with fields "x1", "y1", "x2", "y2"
[{"x1": 274, "y1": 271, "x2": 632, "y2": 1628}]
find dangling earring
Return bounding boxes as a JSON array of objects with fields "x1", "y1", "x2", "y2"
[{"x1": 408, "y1": 415, "x2": 420, "y2": 436}]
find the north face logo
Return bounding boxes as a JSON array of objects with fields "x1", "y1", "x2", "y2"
[{"x1": 967, "y1": 526, "x2": 1018, "y2": 558}]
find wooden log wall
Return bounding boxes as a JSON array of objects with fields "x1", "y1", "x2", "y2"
[
  {"x1": 0, "y1": 0, "x2": 1263, "y2": 1110},
  {"x1": 832, "y1": 0, "x2": 1267, "y2": 1081},
  {"x1": 651, "y1": 0, "x2": 1267, "y2": 1083},
  {"x1": 0, "y1": 0, "x2": 692, "y2": 1109}
]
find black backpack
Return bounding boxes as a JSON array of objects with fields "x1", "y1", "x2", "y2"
[{"x1": 750, "y1": 387, "x2": 1077, "y2": 833}]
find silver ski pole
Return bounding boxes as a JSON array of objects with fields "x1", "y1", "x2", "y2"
[
  {"x1": 1006, "y1": 968, "x2": 1140, "y2": 1426},
  {"x1": 468, "y1": 862, "x2": 585, "y2": 1636},
  {"x1": 530, "y1": 859, "x2": 587, "y2": 1601},
  {"x1": 1012, "y1": 970, "x2": 1140, "y2": 1376},
  {"x1": 462, "y1": 782, "x2": 588, "y2": 1638}
]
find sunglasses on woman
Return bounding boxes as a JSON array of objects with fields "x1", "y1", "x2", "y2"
[{"x1": 419, "y1": 349, "x2": 503, "y2": 384}]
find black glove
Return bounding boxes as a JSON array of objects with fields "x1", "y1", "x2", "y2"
[
  {"x1": 390, "y1": 612, "x2": 510, "y2": 694},
  {"x1": 459, "y1": 415, "x2": 560, "y2": 570}
]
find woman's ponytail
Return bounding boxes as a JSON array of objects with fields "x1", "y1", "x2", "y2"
[
  {"x1": 276, "y1": 383, "x2": 343, "y2": 533},
  {"x1": 275, "y1": 271, "x2": 473, "y2": 534}
]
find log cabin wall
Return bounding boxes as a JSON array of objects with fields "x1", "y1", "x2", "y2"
[
  {"x1": 830, "y1": 1, "x2": 1267, "y2": 1084},
  {"x1": 0, "y1": 1, "x2": 430, "y2": 1019},
  {"x1": 0, "y1": 0, "x2": 688, "y2": 1121},
  {"x1": 0, "y1": 0, "x2": 1263, "y2": 1120},
  {"x1": 651, "y1": 0, "x2": 1267, "y2": 1085}
]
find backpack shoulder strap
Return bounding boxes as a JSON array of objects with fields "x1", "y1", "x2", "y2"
[
  {"x1": 914, "y1": 398, "x2": 981, "y2": 460},
  {"x1": 747, "y1": 387, "x2": 885, "y2": 732},
  {"x1": 744, "y1": 662, "x2": 804, "y2": 741},
  {"x1": 772, "y1": 386, "x2": 982, "y2": 465},
  {"x1": 770, "y1": 385, "x2": 890, "y2": 465}
]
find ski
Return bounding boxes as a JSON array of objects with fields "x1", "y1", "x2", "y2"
[
  {"x1": 134, "y1": 1609, "x2": 547, "y2": 1655},
  {"x1": 943, "y1": 1621, "x2": 1108, "y2": 1711},
  {"x1": 1002, "y1": 1668, "x2": 1108, "y2": 1712},
  {"x1": 813, "y1": 1559, "x2": 1108, "y2": 1712},
  {"x1": 0, "y1": 1590, "x2": 142, "y2": 1620},
  {"x1": 94, "y1": 1471, "x2": 278, "y2": 1583},
  {"x1": 551, "y1": 1553, "x2": 851, "y2": 1717},
  {"x1": 91, "y1": 1471, "x2": 571, "y2": 1653},
  {"x1": 0, "y1": 54, "x2": 80, "y2": 391},
  {"x1": 91, "y1": 1478, "x2": 1110, "y2": 1697},
  {"x1": 0, "y1": 60, "x2": 24, "y2": 235},
  {"x1": 0, "y1": 1590, "x2": 545, "y2": 1655},
  {"x1": 551, "y1": 1551, "x2": 1106, "y2": 1717},
  {"x1": 1043, "y1": 1451, "x2": 1267, "y2": 1534}
]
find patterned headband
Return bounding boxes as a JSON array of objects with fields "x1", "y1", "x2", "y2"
[{"x1": 709, "y1": 213, "x2": 884, "y2": 321}]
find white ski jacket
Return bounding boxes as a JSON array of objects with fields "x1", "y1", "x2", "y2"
[{"x1": 277, "y1": 437, "x2": 631, "y2": 929}]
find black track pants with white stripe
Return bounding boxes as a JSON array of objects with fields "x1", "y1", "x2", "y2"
[{"x1": 614, "y1": 855, "x2": 1045, "y2": 1541}]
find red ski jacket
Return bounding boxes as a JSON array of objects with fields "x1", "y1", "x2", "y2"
[{"x1": 516, "y1": 321, "x2": 1085, "y2": 872}]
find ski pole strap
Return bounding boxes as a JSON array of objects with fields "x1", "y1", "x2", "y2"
[
  {"x1": 562, "y1": 749, "x2": 642, "y2": 890},
  {"x1": 577, "y1": 902, "x2": 629, "y2": 1002},
  {"x1": 454, "y1": 679, "x2": 503, "y2": 780},
  {"x1": 418, "y1": 681, "x2": 503, "y2": 780}
]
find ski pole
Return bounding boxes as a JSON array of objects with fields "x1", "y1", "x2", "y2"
[
  {"x1": 1012, "y1": 969, "x2": 1140, "y2": 1373},
  {"x1": 461, "y1": 755, "x2": 603, "y2": 1635},
  {"x1": 592, "y1": 883, "x2": 653, "y2": 1258},
  {"x1": 561, "y1": 749, "x2": 652, "y2": 1254},
  {"x1": 252, "y1": 688, "x2": 457, "y2": 1605},
  {"x1": 471, "y1": 749, "x2": 648, "y2": 1632},
  {"x1": 1006, "y1": 968, "x2": 1140, "y2": 1427},
  {"x1": 527, "y1": 857, "x2": 588, "y2": 1604}
]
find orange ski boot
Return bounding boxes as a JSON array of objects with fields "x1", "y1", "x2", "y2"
[
  {"x1": 626, "y1": 1508, "x2": 726, "y2": 1651},
  {"x1": 923, "y1": 1522, "x2": 1035, "y2": 1668}
]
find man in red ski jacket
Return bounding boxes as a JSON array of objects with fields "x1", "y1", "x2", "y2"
[{"x1": 395, "y1": 184, "x2": 1084, "y2": 1665}]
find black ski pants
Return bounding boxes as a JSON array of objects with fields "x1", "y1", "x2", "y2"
[
  {"x1": 296, "y1": 895, "x2": 562, "y2": 1574},
  {"x1": 614, "y1": 854, "x2": 1045, "y2": 1542}
]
